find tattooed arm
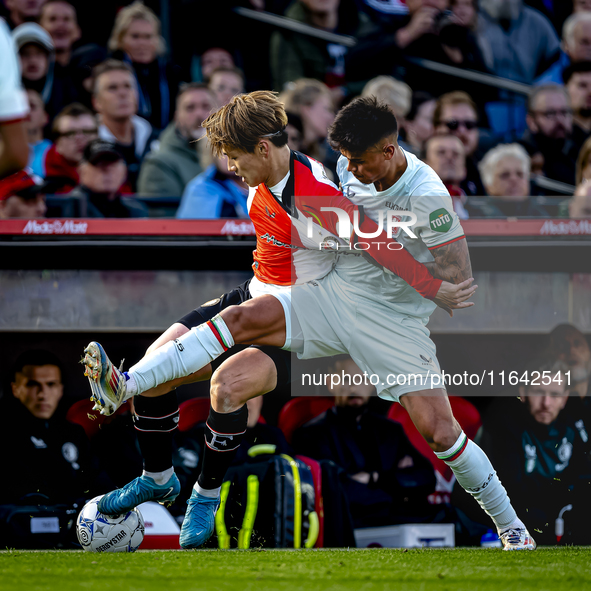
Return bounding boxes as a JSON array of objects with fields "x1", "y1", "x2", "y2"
[{"x1": 423, "y1": 238, "x2": 473, "y2": 284}]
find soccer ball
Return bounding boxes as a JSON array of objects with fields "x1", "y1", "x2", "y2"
[{"x1": 76, "y1": 495, "x2": 145, "y2": 552}]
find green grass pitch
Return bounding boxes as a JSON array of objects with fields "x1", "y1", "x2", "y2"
[{"x1": 1, "y1": 547, "x2": 589, "y2": 591}]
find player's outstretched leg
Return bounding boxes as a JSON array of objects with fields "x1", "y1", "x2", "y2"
[
  {"x1": 98, "y1": 391, "x2": 182, "y2": 516},
  {"x1": 401, "y1": 391, "x2": 536, "y2": 551},
  {"x1": 83, "y1": 341, "x2": 129, "y2": 416}
]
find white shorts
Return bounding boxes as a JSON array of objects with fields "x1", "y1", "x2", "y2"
[
  {"x1": 249, "y1": 276, "x2": 293, "y2": 351},
  {"x1": 289, "y1": 272, "x2": 444, "y2": 403}
]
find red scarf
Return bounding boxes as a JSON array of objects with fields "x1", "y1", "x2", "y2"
[{"x1": 44, "y1": 145, "x2": 79, "y2": 194}]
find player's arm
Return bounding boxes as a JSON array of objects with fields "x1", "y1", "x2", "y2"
[
  {"x1": 316, "y1": 194, "x2": 475, "y2": 313},
  {"x1": 424, "y1": 237, "x2": 473, "y2": 284},
  {"x1": 0, "y1": 119, "x2": 28, "y2": 179}
]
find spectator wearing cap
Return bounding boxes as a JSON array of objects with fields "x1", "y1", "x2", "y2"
[
  {"x1": 41, "y1": 102, "x2": 98, "y2": 193},
  {"x1": 24, "y1": 89, "x2": 51, "y2": 178},
  {"x1": 433, "y1": 91, "x2": 486, "y2": 196},
  {"x1": 564, "y1": 62, "x2": 591, "y2": 155},
  {"x1": 137, "y1": 83, "x2": 216, "y2": 198},
  {"x1": 107, "y1": 1, "x2": 183, "y2": 132},
  {"x1": 0, "y1": 169, "x2": 46, "y2": 219},
  {"x1": 12, "y1": 22, "x2": 79, "y2": 122},
  {"x1": 537, "y1": 12, "x2": 591, "y2": 86},
  {"x1": 68, "y1": 139, "x2": 147, "y2": 218},
  {"x1": 478, "y1": 143, "x2": 549, "y2": 217},
  {"x1": 477, "y1": 0, "x2": 561, "y2": 85},
  {"x1": 92, "y1": 59, "x2": 158, "y2": 193},
  {"x1": 3, "y1": 0, "x2": 45, "y2": 30}
]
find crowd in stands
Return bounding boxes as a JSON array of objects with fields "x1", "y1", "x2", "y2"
[
  {"x1": 2, "y1": 0, "x2": 591, "y2": 220},
  {"x1": 2, "y1": 322, "x2": 589, "y2": 547}
]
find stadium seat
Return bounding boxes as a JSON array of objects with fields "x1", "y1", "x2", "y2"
[
  {"x1": 277, "y1": 396, "x2": 335, "y2": 444},
  {"x1": 178, "y1": 397, "x2": 266, "y2": 432},
  {"x1": 387, "y1": 396, "x2": 482, "y2": 503},
  {"x1": 66, "y1": 398, "x2": 129, "y2": 439}
]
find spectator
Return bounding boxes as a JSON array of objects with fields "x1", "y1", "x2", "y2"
[
  {"x1": 564, "y1": 62, "x2": 591, "y2": 154},
  {"x1": 68, "y1": 43, "x2": 108, "y2": 110},
  {"x1": 478, "y1": 143, "x2": 549, "y2": 217},
  {"x1": 198, "y1": 46, "x2": 236, "y2": 83},
  {"x1": 361, "y1": 75, "x2": 412, "y2": 126},
  {"x1": 0, "y1": 169, "x2": 46, "y2": 218},
  {"x1": 39, "y1": 0, "x2": 80, "y2": 68},
  {"x1": 477, "y1": 0, "x2": 561, "y2": 85},
  {"x1": 208, "y1": 67, "x2": 245, "y2": 108},
  {"x1": 433, "y1": 91, "x2": 486, "y2": 196},
  {"x1": 176, "y1": 138, "x2": 248, "y2": 219},
  {"x1": 68, "y1": 139, "x2": 147, "y2": 218},
  {"x1": 354, "y1": 0, "x2": 489, "y2": 104},
  {"x1": 280, "y1": 78, "x2": 338, "y2": 177},
  {"x1": 525, "y1": 0, "x2": 572, "y2": 36},
  {"x1": 569, "y1": 181, "x2": 591, "y2": 218},
  {"x1": 399, "y1": 91, "x2": 436, "y2": 155},
  {"x1": 292, "y1": 356, "x2": 436, "y2": 528},
  {"x1": 12, "y1": 22, "x2": 79, "y2": 121},
  {"x1": 424, "y1": 134, "x2": 470, "y2": 219},
  {"x1": 3, "y1": 0, "x2": 45, "y2": 30},
  {"x1": 92, "y1": 59, "x2": 158, "y2": 192},
  {"x1": 576, "y1": 135, "x2": 591, "y2": 185},
  {"x1": 450, "y1": 0, "x2": 477, "y2": 29},
  {"x1": 355, "y1": 0, "x2": 408, "y2": 29},
  {"x1": 24, "y1": 89, "x2": 51, "y2": 178},
  {"x1": 574, "y1": 0, "x2": 591, "y2": 12},
  {"x1": 285, "y1": 111, "x2": 305, "y2": 152},
  {"x1": 43, "y1": 102, "x2": 98, "y2": 192},
  {"x1": 0, "y1": 350, "x2": 94, "y2": 508},
  {"x1": 521, "y1": 84, "x2": 578, "y2": 186},
  {"x1": 547, "y1": 324, "x2": 591, "y2": 403},
  {"x1": 478, "y1": 358, "x2": 591, "y2": 545},
  {"x1": 107, "y1": 1, "x2": 183, "y2": 132},
  {"x1": 537, "y1": 12, "x2": 591, "y2": 86},
  {"x1": 0, "y1": 17, "x2": 30, "y2": 178},
  {"x1": 270, "y1": 0, "x2": 375, "y2": 102},
  {"x1": 137, "y1": 83, "x2": 216, "y2": 198}
]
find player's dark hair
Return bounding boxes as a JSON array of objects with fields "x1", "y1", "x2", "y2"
[
  {"x1": 12, "y1": 349, "x2": 64, "y2": 380},
  {"x1": 328, "y1": 96, "x2": 398, "y2": 155}
]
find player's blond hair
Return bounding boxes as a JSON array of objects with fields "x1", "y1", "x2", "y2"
[{"x1": 202, "y1": 90, "x2": 288, "y2": 157}]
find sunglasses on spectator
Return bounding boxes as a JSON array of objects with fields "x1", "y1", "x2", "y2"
[
  {"x1": 531, "y1": 109, "x2": 573, "y2": 119},
  {"x1": 59, "y1": 128, "x2": 98, "y2": 138},
  {"x1": 441, "y1": 120, "x2": 478, "y2": 131}
]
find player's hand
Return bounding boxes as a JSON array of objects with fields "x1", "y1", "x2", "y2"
[{"x1": 433, "y1": 277, "x2": 477, "y2": 317}]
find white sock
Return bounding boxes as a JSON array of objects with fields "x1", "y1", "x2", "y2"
[
  {"x1": 128, "y1": 315, "x2": 235, "y2": 395},
  {"x1": 435, "y1": 431, "x2": 518, "y2": 532},
  {"x1": 194, "y1": 482, "x2": 221, "y2": 498},
  {"x1": 124, "y1": 372, "x2": 137, "y2": 397},
  {"x1": 143, "y1": 466, "x2": 174, "y2": 485}
]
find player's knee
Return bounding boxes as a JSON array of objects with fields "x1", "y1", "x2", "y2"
[
  {"x1": 210, "y1": 372, "x2": 248, "y2": 413},
  {"x1": 422, "y1": 419, "x2": 461, "y2": 453}
]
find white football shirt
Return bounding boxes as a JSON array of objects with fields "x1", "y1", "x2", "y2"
[
  {"x1": 0, "y1": 18, "x2": 29, "y2": 123},
  {"x1": 335, "y1": 148, "x2": 465, "y2": 320}
]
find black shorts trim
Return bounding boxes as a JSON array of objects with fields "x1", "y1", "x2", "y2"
[{"x1": 176, "y1": 278, "x2": 291, "y2": 387}]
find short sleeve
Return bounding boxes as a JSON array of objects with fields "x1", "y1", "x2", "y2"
[
  {"x1": 410, "y1": 187, "x2": 465, "y2": 249},
  {"x1": 0, "y1": 19, "x2": 29, "y2": 123}
]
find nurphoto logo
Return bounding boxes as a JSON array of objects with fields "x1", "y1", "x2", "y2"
[{"x1": 306, "y1": 208, "x2": 418, "y2": 251}]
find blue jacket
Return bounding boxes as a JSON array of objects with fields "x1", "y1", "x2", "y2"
[{"x1": 176, "y1": 165, "x2": 249, "y2": 219}]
